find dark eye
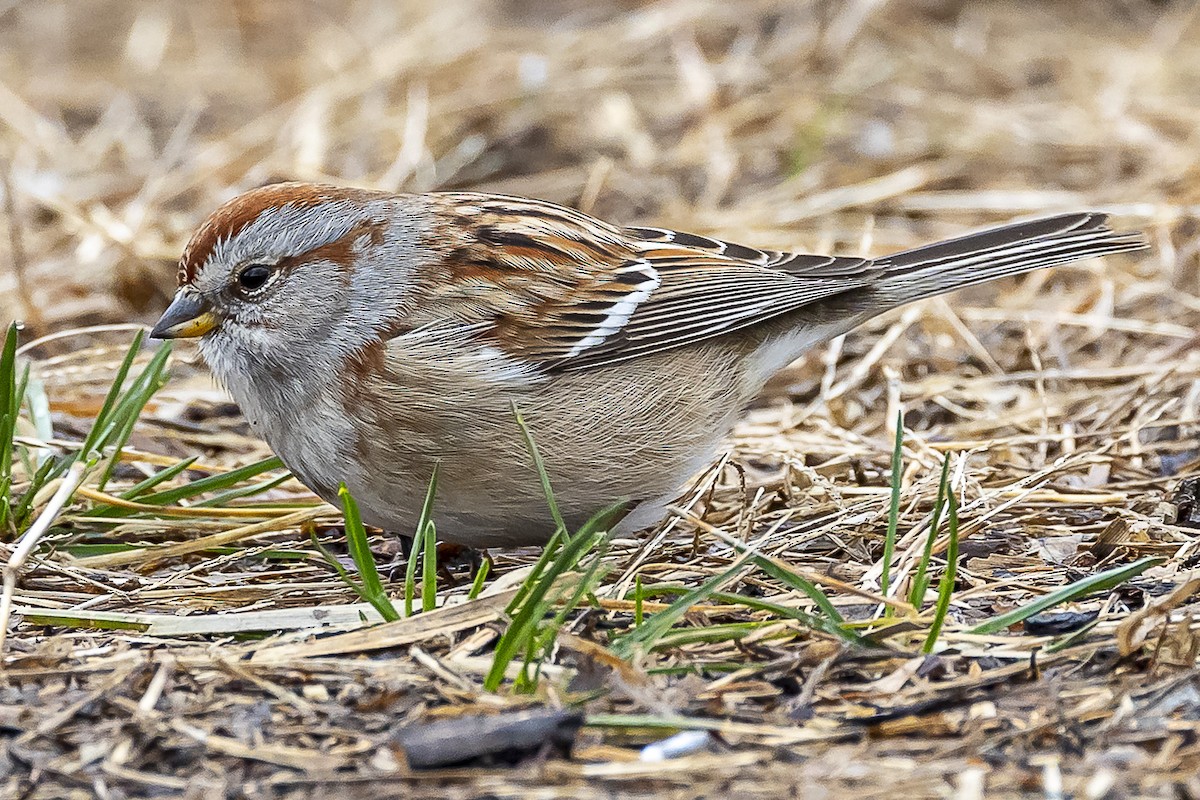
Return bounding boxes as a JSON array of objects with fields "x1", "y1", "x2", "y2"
[{"x1": 236, "y1": 264, "x2": 272, "y2": 293}]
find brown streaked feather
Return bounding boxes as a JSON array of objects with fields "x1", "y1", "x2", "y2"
[
  {"x1": 415, "y1": 194, "x2": 881, "y2": 369},
  {"x1": 625, "y1": 225, "x2": 877, "y2": 278},
  {"x1": 404, "y1": 198, "x2": 1146, "y2": 373},
  {"x1": 552, "y1": 260, "x2": 879, "y2": 369}
]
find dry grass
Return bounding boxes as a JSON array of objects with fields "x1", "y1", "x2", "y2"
[{"x1": 2, "y1": 0, "x2": 1200, "y2": 797}]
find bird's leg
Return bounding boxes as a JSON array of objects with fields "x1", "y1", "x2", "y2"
[
  {"x1": 383, "y1": 533, "x2": 487, "y2": 588},
  {"x1": 436, "y1": 544, "x2": 488, "y2": 587},
  {"x1": 382, "y1": 532, "x2": 414, "y2": 581}
]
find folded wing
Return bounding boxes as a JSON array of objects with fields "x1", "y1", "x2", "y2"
[{"x1": 421, "y1": 194, "x2": 1144, "y2": 373}]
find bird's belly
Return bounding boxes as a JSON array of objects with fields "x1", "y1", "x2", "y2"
[
  {"x1": 338, "y1": 424, "x2": 695, "y2": 548},
  {"x1": 250, "y1": 341, "x2": 750, "y2": 549},
  {"x1": 335, "y1": 349, "x2": 746, "y2": 548}
]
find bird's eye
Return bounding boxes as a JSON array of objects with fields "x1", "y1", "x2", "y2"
[{"x1": 236, "y1": 264, "x2": 272, "y2": 294}]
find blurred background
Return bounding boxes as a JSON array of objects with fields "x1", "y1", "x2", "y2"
[{"x1": 0, "y1": 0, "x2": 1191, "y2": 334}]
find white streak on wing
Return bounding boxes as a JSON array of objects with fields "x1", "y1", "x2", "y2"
[
  {"x1": 564, "y1": 264, "x2": 661, "y2": 358},
  {"x1": 473, "y1": 344, "x2": 540, "y2": 383}
]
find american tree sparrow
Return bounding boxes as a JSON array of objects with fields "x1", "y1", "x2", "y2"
[{"x1": 150, "y1": 183, "x2": 1144, "y2": 547}]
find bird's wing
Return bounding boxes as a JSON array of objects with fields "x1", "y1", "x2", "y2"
[{"x1": 415, "y1": 193, "x2": 879, "y2": 372}]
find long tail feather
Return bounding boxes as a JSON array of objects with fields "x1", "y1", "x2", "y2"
[{"x1": 877, "y1": 212, "x2": 1147, "y2": 306}]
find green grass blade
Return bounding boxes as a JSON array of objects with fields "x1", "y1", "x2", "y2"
[
  {"x1": 611, "y1": 557, "x2": 750, "y2": 660},
  {"x1": 339, "y1": 483, "x2": 399, "y2": 622},
  {"x1": 94, "y1": 410, "x2": 141, "y2": 492},
  {"x1": 0, "y1": 323, "x2": 17, "y2": 424},
  {"x1": 0, "y1": 471, "x2": 10, "y2": 532},
  {"x1": 467, "y1": 559, "x2": 490, "y2": 600},
  {"x1": 144, "y1": 455, "x2": 285, "y2": 504},
  {"x1": 922, "y1": 493, "x2": 960, "y2": 653},
  {"x1": 13, "y1": 360, "x2": 29, "y2": 414},
  {"x1": 708, "y1": 531, "x2": 845, "y2": 625},
  {"x1": 908, "y1": 455, "x2": 951, "y2": 610},
  {"x1": 80, "y1": 331, "x2": 145, "y2": 458},
  {"x1": 709, "y1": 591, "x2": 870, "y2": 643},
  {"x1": 309, "y1": 526, "x2": 367, "y2": 597},
  {"x1": 749, "y1": 554, "x2": 845, "y2": 625},
  {"x1": 12, "y1": 456, "x2": 57, "y2": 526},
  {"x1": 17, "y1": 610, "x2": 150, "y2": 633},
  {"x1": 403, "y1": 527, "x2": 423, "y2": 618},
  {"x1": 636, "y1": 584, "x2": 874, "y2": 647},
  {"x1": 499, "y1": 484, "x2": 624, "y2": 620},
  {"x1": 63, "y1": 542, "x2": 308, "y2": 560},
  {"x1": 1044, "y1": 620, "x2": 1101, "y2": 654},
  {"x1": 516, "y1": 542, "x2": 612, "y2": 692},
  {"x1": 0, "y1": 323, "x2": 19, "y2": 528},
  {"x1": 512, "y1": 404, "x2": 564, "y2": 533},
  {"x1": 568, "y1": 499, "x2": 624, "y2": 538},
  {"x1": 647, "y1": 620, "x2": 784, "y2": 650},
  {"x1": 403, "y1": 545, "x2": 417, "y2": 617},
  {"x1": 484, "y1": 530, "x2": 603, "y2": 691},
  {"x1": 503, "y1": 529, "x2": 564, "y2": 618},
  {"x1": 7, "y1": 331, "x2": 172, "y2": 533},
  {"x1": 22, "y1": 371, "x2": 51, "y2": 468},
  {"x1": 414, "y1": 463, "x2": 439, "y2": 544},
  {"x1": 88, "y1": 342, "x2": 172, "y2": 459},
  {"x1": 0, "y1": 322, "x2": 17, "y2": 406},
  {"x1": 494, "y1": 406, "x2": 614, "y2": 630},
  {"x1": 116, "y1": 457, "x2": 199, "y2": 501},
  {"x1": 546, "y1": 542, "x2": 610, "y2": 632},
  {"x1": 0, "y1": 416, "x2": 11, "y2": 533},
  {"x1": 80, "y1": 456, "x2": 198, "y2": 517},
  {"x1": 416, "y1": 468, "x2": 438, "y2": 613},
  {"x1": 880, "y1": 413, "x2": 904, "y2": 603},
  {"x1": 58, "y1": 542, "x2": 146, "y2": 557},
  {"x1": 402, "y1": 465, "x2": 439, "y2": 617},
  {"x1": 484, "y1": 504, "x2": 621, "y2": 691},
  {"x1": 194, "y1": 472, "x2": 293, "y2": 507},
  {"x1": 634, "y1": 574, "x2": 644, "y2": 627},
  {"x1": 968, "y1": 555, "x2": 1163, "y2": 636},
  {"x1": 421, "y1": 521, "x2": 437, "y2": 612}
]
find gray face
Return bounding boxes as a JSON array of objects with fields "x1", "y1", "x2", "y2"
[
  {"x1": 172, "y1": 199, "x2": 438, "y2": 416},
  {"x1": 190, "y1": 199, "x2": 366, "y2": 363}
]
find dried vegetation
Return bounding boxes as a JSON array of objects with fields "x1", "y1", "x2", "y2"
[{"x1": 2, "y1": 1, "x2": 1200, "y2": 797}]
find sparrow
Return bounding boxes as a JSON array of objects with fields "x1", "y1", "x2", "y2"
[{"x1": 150, "y1": 183, "x2": 1145, "y2": 547}]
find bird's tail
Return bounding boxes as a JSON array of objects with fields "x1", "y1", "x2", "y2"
[{"x1": 875, "y1": 212, "x2": 1147, "y2": 306}]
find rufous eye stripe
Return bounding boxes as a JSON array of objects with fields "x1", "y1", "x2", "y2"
[{"x1": 177, "y1": 182, "x2": 380, "y2": 286}]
